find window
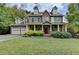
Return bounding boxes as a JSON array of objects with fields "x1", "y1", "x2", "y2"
[
  {"x1": 52, "y1": 25, "x2": 57, "y2": 31},
  {"x1": 45, "y1": 17, "x2": 49, "y2": 21},
  {"x1": 36, "y1": 25, "x2": 42, "y2": 30},
  {"x1": 43, "y1": 16, "x2": 49, "y2": 22},
  {"x1": 54, "y1": 17, "x2": 62, "y2": 23},
  {"x1": 38, "y1": 18, "x2": 42, "y2": 22},
  {"x1": 51, "y1": 17, "x2": 54, "y2": 23},
  {"x1": 32, "y1": 18, "x2": 34, "y2": 22},
  {"x1": 34, "y1": 17, "x2": 38, "y2": 22}
]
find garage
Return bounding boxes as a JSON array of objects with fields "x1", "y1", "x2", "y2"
[{"x1": 11, "y1": 25, "x2": 26, "y2": 34}]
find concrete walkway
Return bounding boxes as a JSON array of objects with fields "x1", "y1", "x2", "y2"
[{"x1": 0, "y1": 34, "x2": 21, "y2": 41}]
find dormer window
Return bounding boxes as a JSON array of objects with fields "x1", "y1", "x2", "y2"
[
  {"x1": 51, "y1": 6, "x2": 58, "y2": 14},
  {"x1": 33, "y1": 6, "x2": 39, "y2": 14}
]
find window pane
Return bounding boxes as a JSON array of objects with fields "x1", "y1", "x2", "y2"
[{"x1": 36, "y1": 25, "x2": 42, "y2": 30}]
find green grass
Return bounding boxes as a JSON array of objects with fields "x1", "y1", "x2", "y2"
[{"x1": 0, "y1": 37, "x2": 79, "y2": 55}]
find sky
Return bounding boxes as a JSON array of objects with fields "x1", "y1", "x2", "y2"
[{"x1": 7, "y1": 3, "x2": 68, "y2": 15}]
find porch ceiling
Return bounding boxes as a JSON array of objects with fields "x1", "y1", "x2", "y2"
[
  {"x1": 10, "y1": 22, "x2": 68, "y2": 27},
  {"x1": 26, "y1": 22, "x2": 67, "y2": 25}
]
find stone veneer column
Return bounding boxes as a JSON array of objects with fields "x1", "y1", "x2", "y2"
[{"x1": 58, "y1": 24, "x2": 59, "y2": 31}]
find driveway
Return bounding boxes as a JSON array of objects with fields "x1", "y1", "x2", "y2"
[{"x1": 0, "y1": 34, "x2": 21, "y2": 41}]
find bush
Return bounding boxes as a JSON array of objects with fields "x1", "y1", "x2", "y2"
[
  {"x1": 33, "y1": 31, "x2": 44, "y2": 36},
  {"x1": 74, "y1": 34, "x2": 79, "y2": 38},
  {"x1": 51, "y1": 31, "x2": 72, "y2": 38},
  {"x1": 23, "y1": 30, "x2": 33, "y2": 36},
  {"x1": 67, "y1": 27, "x2": 76, "y2": 38},
  {"x1": 23, "y1": 30, "x2": 44, "y2": 36}
]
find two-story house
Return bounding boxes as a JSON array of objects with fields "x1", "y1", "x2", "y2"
[{"x1": 10, "y1": 6, "x2": 68, "y2": 34}]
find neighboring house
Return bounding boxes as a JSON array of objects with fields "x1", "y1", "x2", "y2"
[{"x1": 10, "y1": 6, "x2": 68, "y2": 34}]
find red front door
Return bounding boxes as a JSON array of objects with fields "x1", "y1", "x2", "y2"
[{"x1": 43, "y1": 26, "x2": 49, "y2": 34}]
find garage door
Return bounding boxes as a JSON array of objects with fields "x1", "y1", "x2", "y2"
[{"x1": 11, "y1": 26, "x2": 26, "y2": 34}]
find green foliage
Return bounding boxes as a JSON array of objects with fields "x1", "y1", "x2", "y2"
[
  {"x1": 67, "y1": 22, "x2": 79, "y2": 38},
  {"x1": 68, "y1": 22, "x2": 79, "y2": 33},
  {"x1": 33, "y1": 31, "x2": 44, "y2": 36},
  {"x1": 67, "y1": 3, "x2": 79, "y2": 23},
  {"x1": 0, "y1": 4, "x2": 27, "y2": 34},
  {"x1": 67, "y1": 27, "x2": 76, "y2": 38},
  {"x1": 67, "y1": 3, "x2": 79, "y2": 37},
  {"x1": 51, "y1": 31, "x2": 72, "y2": 38},
  {"x1": 23, "y1": 30, "x2": 44, "y2": 36},
  {"x1": 24, "y1": 30, "x2": 34, "y2": 36},
  {"x1": 74, "y1": 34, "x2": 79, "y2": 38}
]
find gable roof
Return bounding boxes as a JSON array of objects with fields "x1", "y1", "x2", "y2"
[
  {"x1": 42, "y1": 10, "x2": 49, "y2": 16},
  {"x1": 52, "y1": 6, "x2": 58, "y2": 10},
  {"x1": 26, "y1": 8, "x2": 64, "y2": 16},
  {"x1": 33, "y1": 6, "x2": 39, "y2": 10},
  {"x1": 51, "y1": 6, "x2": 59, "y2": 14}
]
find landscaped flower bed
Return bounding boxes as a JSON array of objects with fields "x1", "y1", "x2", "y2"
[{"x1": 23, "y1": 30, "x2": 44, "y2": 36}]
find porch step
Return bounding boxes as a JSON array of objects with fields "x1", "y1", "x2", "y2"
[{"x1": 43, "y1": 34, "x2": 50, "y2": 37}]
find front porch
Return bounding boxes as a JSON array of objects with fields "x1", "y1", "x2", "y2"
[{"x1": 27, "y1": 24, "x2": 67, "y2": 34}]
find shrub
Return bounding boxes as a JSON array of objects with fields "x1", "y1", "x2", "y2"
[
  {"x1": 74, "y1": 34, "x2": 79, "y2": 38},
  {"x1": 67, "y1": 27, "x2": 76, "y2": 38},
  {"x1": 23, "y1": 30, "x2": 34, "y2": 36},
  {"x1": 33, "y1": 31, "x2": 44, "y2": 36},
  {"x1": 23, "y1": 30, "x2": 44, "y2": 36},
  {"x1": 51, "y1": 31, "x2": 72, "y2": 38}
]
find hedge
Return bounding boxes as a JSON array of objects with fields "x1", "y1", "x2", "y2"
[
  {"x1": 23, "y1": 30, "x2": 44, "y2": 36},
  {"x1": 51, "y1": 31, "x2": 72, "y2": 38}
]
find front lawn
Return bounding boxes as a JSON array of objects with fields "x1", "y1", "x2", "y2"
[{"x1": 0, "y1": 37, "x2": 79, "y2": 55}]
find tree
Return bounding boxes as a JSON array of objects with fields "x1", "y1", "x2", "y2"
[
  {"x1": 67, "y1": 3, "x2": 79, "y2": 23},
  {"x1": 0, "y1": 3, "x2": 28, "y2": 34},
  {"x1": 67, "y1": 3, "x2": 79, "y2": 35}
]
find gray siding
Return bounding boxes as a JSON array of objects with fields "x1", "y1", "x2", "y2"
[{"x1": 51, "y1": 17, "x2": 62, "y2": 23}]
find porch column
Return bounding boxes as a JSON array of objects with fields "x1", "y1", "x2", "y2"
[
  {"x1": 42, "y1": 25, "x2": 43, "y2": 31},
  {"x1": 34, "y1": 25, "x2": 35, "y2": 31},
  {"x1": 50, "y1": 25, "x2": 52, "y2": 32},
  {"x1": 65, "y1": 24, "x2": 67, "y2": 32},
  {"x1": 58, "y1": 24, "x2": 59, "y2": 31}
]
